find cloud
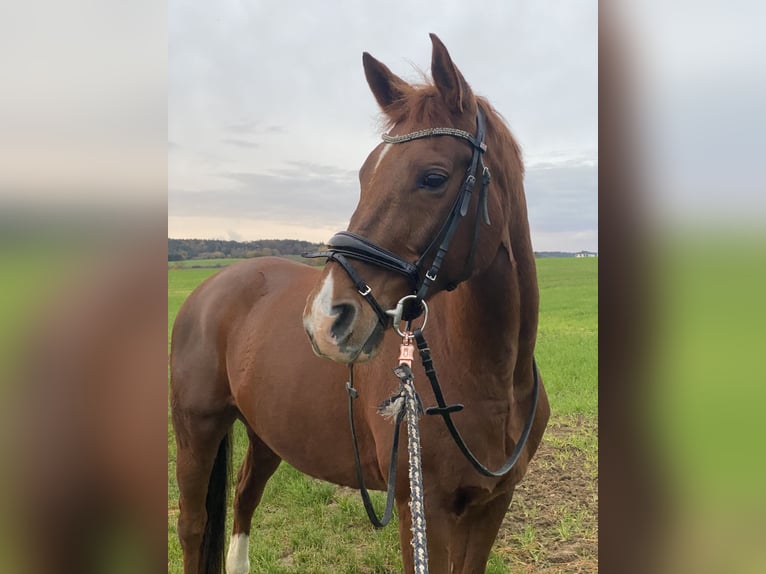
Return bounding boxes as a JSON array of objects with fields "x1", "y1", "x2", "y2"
[
  {"x1": 168, "y1": 163, "x2": 358, "y2": 230},
  {"x1": 525, "y1": 159, "x2": 598, "y2": 235},
  {"x1": 224, "y1": 121, "x2": 287, "y2": 136},
  {"x1": 169, "y1": 156, "x2": 598, "y2": 250},
  {"x1": 267, "y1": 160, "x2": 358, "y2": 182},
  {"x1": 226, "y1": 228, "x2": 242, "y2": 241},
  {"x1": 220, "y1": 138, "x2": 260, "y2": 149},
  {"x1": 168, "y1": 1, "x2": 597, "y2": 249}
]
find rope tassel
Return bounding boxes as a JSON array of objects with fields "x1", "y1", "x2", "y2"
[{"x1": 377, "y1": 393, "x2": 405, "y2": 421}]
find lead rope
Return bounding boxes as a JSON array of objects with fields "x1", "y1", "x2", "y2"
[{"x1": 393, "y1": 330, "x2": 429, "y2": 574}]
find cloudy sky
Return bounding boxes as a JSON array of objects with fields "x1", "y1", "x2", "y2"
[{"x1": 169, "y1": 1, "x2": 597, "y2": 251}]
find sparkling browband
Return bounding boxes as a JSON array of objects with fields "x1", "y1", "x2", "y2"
[{"x1": 382, "y1": 127, "x2": 487, "y2": 152}]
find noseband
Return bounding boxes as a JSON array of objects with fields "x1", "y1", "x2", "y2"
[{"x1": 305, "y1": 107, "x2": 492, "y2": 325}]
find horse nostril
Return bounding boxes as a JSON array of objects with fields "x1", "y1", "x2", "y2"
[{"x1": 331, "y1": 303, "x2": 356, "y2": 341}]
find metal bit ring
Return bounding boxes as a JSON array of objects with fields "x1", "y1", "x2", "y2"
[{"x1": 386, "y1": 295, "x2": 428, "y2": 337}]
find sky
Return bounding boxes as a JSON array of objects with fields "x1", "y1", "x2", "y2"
[{"x1": 168, "y1": 1, "x2": 598, "y2": 252}]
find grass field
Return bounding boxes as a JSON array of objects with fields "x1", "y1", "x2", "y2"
[
  {"x1": 167, "y1": 257, "x2": 598, "y2": 573},
  {"x1": 168, "y1": 255, "x2": 322, "y2": 269}
]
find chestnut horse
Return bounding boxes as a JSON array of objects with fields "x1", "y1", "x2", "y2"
[{"x1": 171, "y1": 34, "x2": 549, "y2": 574}]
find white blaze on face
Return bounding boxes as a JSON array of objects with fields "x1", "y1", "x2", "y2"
[
  {"x1": 226, "y1": 533, "x2": 249, "y2": 574},
  {"x1": 303, "y1": 271, "x2": 336, "y2": 339},
  {"x1": 373, "y1": 143, "x2": 392, "y2": 174}
]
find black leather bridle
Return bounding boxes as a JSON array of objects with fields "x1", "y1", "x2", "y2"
[
  {"x1": 304, "y1": 107, "x2": 541, "y2": 525},
  {"x1": 305, "y1": 107, "x2": 492, "y2": 324}
]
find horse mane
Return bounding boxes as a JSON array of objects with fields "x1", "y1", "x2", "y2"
[
  {"x1": 381, "y1": 85, "x2": 524, "y2": 190},
  {"x1": 381, "y1": 84, "x2": 521, "y2": 157}
]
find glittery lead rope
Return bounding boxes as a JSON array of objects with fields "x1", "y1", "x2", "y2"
[
  {"x1": 393, "y1": 331, "x2": 429, "y2": 574},
  {"x1": 403, "y1": 374, "x2": 429, "y2": 574}
]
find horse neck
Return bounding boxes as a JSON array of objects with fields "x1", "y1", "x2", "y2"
[{"x1": 441, "y1": 240, "x2": 539, "y2": 400}]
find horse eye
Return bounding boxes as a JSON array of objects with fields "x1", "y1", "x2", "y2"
[{"x1": 420, "y1": 173, "x2": 448, "y2": 189}]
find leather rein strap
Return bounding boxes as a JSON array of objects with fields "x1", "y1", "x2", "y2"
[
  {"x1": 345, "y1": 366, "x2": 402, "y2": 527},
  {"x1": 414, "y1": 329, "x2": 540, "y2": 478},
  {"x1": 344, "y1": 325, "x2": 540, "y2": 528},
  {"x1": 304, "y1": 107, "x2": 492, "y2": 323}
]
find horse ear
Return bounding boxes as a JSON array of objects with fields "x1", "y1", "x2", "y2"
[
  {"x1": 429, "y1": 33, "x2": 474, "y2": 114},
  {"x1": 363, "y1": 52, "x2": 411, "y2": 113}
]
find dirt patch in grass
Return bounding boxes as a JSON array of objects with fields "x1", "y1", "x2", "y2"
[{"x1": 494, "y1": 415, "x2": 598, "y2": 573}]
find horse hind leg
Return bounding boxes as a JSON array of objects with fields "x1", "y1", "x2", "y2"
[
  {"x1": 173, "y1": 403, "x2": 236, "y2": 574},
  {"x1": 226, "y1": 426, "x2": 282, "y2": 574}
]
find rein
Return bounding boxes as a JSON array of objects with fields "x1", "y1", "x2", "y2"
[
  {"x1": 413, "y1": 328, "x2": 540, "y2": 477},
  {"x1": 345, "y1": 365, "x2": 402, "y2": 527},
  {"x1": 345, "y1": 321, "x2": 541, "y2": 527},
  {"x1": 344, "y1": 317, "x2": 539, "y2": 574}
]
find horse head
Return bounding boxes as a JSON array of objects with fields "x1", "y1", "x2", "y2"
[{"x1": 303, "y1": 34, "x2": 520, "y2": 363}]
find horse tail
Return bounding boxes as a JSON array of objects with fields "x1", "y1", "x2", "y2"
[{"x1": 200, "y1": 430, "x2": 232, "y2": 574}]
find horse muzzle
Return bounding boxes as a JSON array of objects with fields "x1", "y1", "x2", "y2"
[{"x1": 302, "y1": 270, "x2": 385, "y2": 363}]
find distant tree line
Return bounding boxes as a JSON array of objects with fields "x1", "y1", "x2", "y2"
[
  {"x1": 169, "y1": 238, "x2": 592, "y2": 262},
  {"x1": 168, "y1": 238, "x2": 324, "y2": 261},
  {"x1": 534, "y1": 251, "x2": 597, "y2": 258}
]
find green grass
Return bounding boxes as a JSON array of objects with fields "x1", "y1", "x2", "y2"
[
  {"x1": 168, "y1": 255, "x2": 322, "y2": 270},
  {"x1": 167, "y1": 257, "x2": 597, "y2": 573},
  {"x1": 536, "y1": 258, "x2": 598, "y2": 417}
]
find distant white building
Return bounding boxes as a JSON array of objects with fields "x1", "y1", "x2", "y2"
[{"x1": 575, "y1": 251, "x2": 598, "y2": 258}]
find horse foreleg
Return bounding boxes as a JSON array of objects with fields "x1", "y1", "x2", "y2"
[
  {"x1": 450, "y1": 487, "x2": 515, "y2": 574},
  {"x1": 396, "y1": 495, "x2": 453, "y2": 574},
  {"x1": 226, "y1": 428, "x2": 282, "y2": 574}
]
